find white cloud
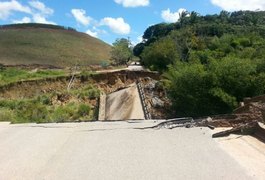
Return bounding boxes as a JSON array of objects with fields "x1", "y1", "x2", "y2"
[
  {"x1": 28, "y1": 1, "x2": 55, "y2": 25},
  {"x1": 100, "y1": 17, "x2": 130, "y2": 34},
  {"x1": 13, "y1": 17, "x2": 31, "y2": 24},
  {"x1": 161, "y1": 8, "x2": 187, "y2": 23},
  {"x1": 86, "y1": 29, "x2": 98, "y2": 38},
  {"x1": 0, "y1": 0, "x2": 55, "y2": 24},
  {"x1": 211, "y1": 0, "x2": 265, "y2": 11},
  {"x1": 0, "y1": 0, "x2": 31, "y2": 20},
  {"x1": 32, "y1": 14, "x2": 56, "y2": 24},
  {"x1": 71, "y1": 9, "x2": 92, "y2": 26},
  {"x1": 29, "y1": 0, "x2": 53, "y2": 15},
  {"x1": 114, "y1": 0, "x2": 149, "y2": 7}
]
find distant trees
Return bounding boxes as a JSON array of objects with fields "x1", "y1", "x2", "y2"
[{"x1": 110, "y1": 38, "x2": 133, "y2": 65}]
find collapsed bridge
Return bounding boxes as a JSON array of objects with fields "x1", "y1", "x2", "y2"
[{"x1": 98, "y1": 83, "x2": 150, "y2": 121}]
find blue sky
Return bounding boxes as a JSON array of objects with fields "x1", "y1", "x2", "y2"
[{"x1": 0, "y1": 0, "x2": 264, "y2": 45}]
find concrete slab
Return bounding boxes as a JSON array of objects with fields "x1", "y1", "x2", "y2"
[{"x1": 104, "y1": 84, "x2": 145, "y2": 120}]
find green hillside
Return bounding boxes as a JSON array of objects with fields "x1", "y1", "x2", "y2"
[
  {"x1": 0, "y1": 23, "x2": 111, "y2": 67},
  {"x1": 134, "y1": 10, "x2": 265, "y2": 117}
]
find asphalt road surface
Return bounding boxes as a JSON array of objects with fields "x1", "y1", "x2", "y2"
[{"x1": 0, "y1": 121, "x2": 252, "y2": 180}]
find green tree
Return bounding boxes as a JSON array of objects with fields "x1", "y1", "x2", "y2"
[
  {"x1": 163, "y1": 62, "x2": 217, "y2": 116},
  {"x1": 141, "y1": 37, "x2": 179, "y2": 72},
  {"x1": 110, "y1": 38, "x2": 132, "y2": 65}
]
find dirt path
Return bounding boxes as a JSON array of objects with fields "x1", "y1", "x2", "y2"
[
  {"x1": 96, "y1": 64, "x2": 144, "y2": 73},
  {"x1": 0, "y1": 121, "x2": 252, "y2": 180}
]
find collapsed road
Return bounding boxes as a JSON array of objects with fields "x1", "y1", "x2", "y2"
[
  {"x1": 0, "y1": 121, "x2": 256, "y2": 180},
  {"x1": 0, "y1": 68, "x2": 265, "y2": 179}
]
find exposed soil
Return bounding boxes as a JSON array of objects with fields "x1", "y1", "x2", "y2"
[{"x1": 0, "y1": 70, "x2": 159, "y2": 99}]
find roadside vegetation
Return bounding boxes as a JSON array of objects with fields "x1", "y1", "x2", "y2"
[
  {"x1": 134, "y1": 10, "x2": 265, "y2": 117},
  {"x1": 0, "y1": 85, "x2": 100, "y2": 123}
]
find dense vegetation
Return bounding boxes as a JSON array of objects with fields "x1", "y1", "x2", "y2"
[
  {"x1": 134, "y1": 10, "x2": 265, "y2": 117},
  {"x1": 0, "y1": 23, "x2": 111, "y2": 67}
]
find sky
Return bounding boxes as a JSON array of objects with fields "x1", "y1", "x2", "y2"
[{"x1": 0, "y1": 0, "x2": 265, "y2": 45}]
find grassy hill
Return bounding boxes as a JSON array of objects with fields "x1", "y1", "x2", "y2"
[{"x1": 0, "y1": 23, "x2": 111, "y2": 67}]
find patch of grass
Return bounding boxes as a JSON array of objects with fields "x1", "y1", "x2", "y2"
[
  {"x1": 76, "y1": 104, "x2": 91, "y2": 117},
  {"x1": 0, "y1": 68, "x2": 66, "y2": 86},
  {"x1": 70, "y1": 85, "x2": 100, "y2": 99},
  {"x1": 50, "y1": 104, "x2": 76, "y2": 123}
]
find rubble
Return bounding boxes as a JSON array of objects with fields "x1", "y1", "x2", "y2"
[
  {"x1": 151, "y1": 97, "x2": 164, "y2": 108},
  {"x1": 138, "y1": 77, "x2": 170, "y2": 119}
]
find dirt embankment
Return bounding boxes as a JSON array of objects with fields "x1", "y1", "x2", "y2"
[
  {"x1": 0, "y1": 70, "x2": 168, "y2": 120},
  {"x1": 0, "y1": 70, "x2": 160, "y2": 99}
]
